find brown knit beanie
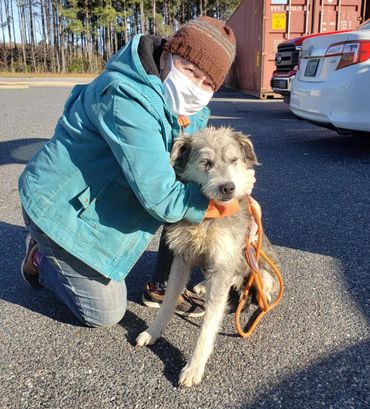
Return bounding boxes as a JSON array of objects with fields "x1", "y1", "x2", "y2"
[{"x1": 164, "y1": 16, "x2": 236, "y2": 90}]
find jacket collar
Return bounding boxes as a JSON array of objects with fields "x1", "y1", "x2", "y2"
[{"x1": 137, "y1": 35, "x2": 166, "y2": 78}]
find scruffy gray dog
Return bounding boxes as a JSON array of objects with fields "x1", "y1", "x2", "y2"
[{"x1": 136, "y1": 127, "x2": 279, "y2": 387}]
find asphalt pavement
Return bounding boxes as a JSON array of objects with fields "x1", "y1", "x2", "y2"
[{"x1": 0, "y1": 79, "x2": 369, "y2": 409}]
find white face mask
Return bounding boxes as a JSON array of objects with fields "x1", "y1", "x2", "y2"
[{"x1": 163, "y1": 55, "x2": 213, "y2": 116}]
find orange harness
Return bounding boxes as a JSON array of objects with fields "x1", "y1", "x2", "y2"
[{"x1": 235, "y1": 198, "x2": 284, "y2": 337}]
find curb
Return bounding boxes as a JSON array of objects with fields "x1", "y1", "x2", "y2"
[{"x1": 0, "y1": 84, "x2": 30, "y2": 89}]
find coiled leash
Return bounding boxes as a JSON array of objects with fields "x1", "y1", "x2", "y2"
[{"x1": 235, "y1": 197, "x2": 284, "y2": 338}]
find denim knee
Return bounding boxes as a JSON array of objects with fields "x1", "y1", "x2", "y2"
[
  {"x1": 39, "y1": 249, "x2": 128, "y2": 328},
  {"x1": 66, "y1": 278, "x2": 128, "y2": 328},
  {"x1": 81, "y1": 302, "x2": 127, "y2": 328}
]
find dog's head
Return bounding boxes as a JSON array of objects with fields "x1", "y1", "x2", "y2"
[{"x1": 171, "y1": 127, "x2": 258, "y2": 202}]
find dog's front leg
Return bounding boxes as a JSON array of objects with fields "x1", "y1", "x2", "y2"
[
  {"x1": 136, "y1": 255, "x2": 191, "y2": 347},
  {"x1": 179, "y1": 274, "x2": 231, "y2": 387}
]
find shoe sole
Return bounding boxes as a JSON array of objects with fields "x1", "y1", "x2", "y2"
[
  {"x1": 142, "y1": 295, "x2": 205, "y2": 318},
  {"x1": 20, "y1": 234, "x2": 32, "y2": 287},
  {"x1": 21, "y1": 234, "x2": 42, "y2": 289},
  {"x1": 142, "y1": 294, "x2": 161, "y2": 309}
]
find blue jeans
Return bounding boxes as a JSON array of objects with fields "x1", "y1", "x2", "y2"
[{"x1": 22, "y1": 209, "x2": 127, "y2": 327}]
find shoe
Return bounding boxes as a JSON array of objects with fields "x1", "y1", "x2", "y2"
[
  {"x1": 21, "y1": 234, "x2": 42, "y2": 288},
  {"x1": 142, "y1": 282, "x2": 205, "y2": 318}
]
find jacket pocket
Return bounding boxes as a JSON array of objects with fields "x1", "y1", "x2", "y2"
[{"x1": 79, "y1": 181, "x2": 147, "y2": 233}]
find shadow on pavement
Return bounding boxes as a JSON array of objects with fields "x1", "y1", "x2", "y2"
[
  {"x1": 210, "y1": 88, "x2": 370, "y2": 326},
  {"x1": 0, "y1": 137, "x2": 48, "y2": 165},
  {"x1": 125, "y1": 250, "x2": 157, "y2": 304},
  {"x1": 121, "y1": 309, "x2": 187, "y2": 386},
  {"x1": 2, "y1": 218, "x2": 185, "y2": 386},
  {"x1": 255, "y1": 133, "x2": 370, "y2": 326},
  {"x1": 0, "y1": 220, "x2": 83, "y2": 326},
  {"x1": 241, "y1": 338, "x2": 370, "y2": 409}
]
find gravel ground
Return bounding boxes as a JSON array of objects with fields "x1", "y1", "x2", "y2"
[{"x1": 0, "y1": 81, "x2": 369, "y2": 409}]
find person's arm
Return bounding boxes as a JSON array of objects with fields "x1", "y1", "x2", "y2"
[{"x1": 92, "y1": 84, "x2": 209, "y2": 224}]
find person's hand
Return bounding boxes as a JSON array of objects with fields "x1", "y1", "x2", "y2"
[
  {"x1": 205, "y1": 198, "x2": 240, "y2": 219},
  {"x1": 245, "y1": 169, "x2": 256, "y2": 195}
]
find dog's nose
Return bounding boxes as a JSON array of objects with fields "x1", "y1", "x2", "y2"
[{"x1": 219, "y1": 182, "x2": 235, "y2": 196}]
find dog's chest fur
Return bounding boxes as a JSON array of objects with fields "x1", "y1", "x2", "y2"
[{"x1": 165, "y1": 205, "x2": 251, "y2": 270}]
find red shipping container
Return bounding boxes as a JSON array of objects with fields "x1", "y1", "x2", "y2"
[{"x1": 226, "y1": 0, "x2": 367, "y2": 98}]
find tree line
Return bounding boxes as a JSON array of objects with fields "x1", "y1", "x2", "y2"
[{"x1": 0, "y1": 0, "x2": 240, "y2": 74}]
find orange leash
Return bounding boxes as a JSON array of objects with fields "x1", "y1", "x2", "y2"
[{"x1": 235, "y1": 198, "x2": 284, "y2": 338}]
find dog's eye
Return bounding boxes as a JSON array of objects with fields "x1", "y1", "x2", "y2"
[
  {"x1": 201, "y1": 160, "x2": 214, "y2": 170},
  {"x1": 231, "y1": 157, "x2": 238, "y2": 163}
]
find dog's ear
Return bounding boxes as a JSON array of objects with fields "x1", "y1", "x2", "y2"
[
  {"x1": 232, "y1": 132, "x2": 259, "y2": 164},
  {"x1": 170, "y1": 135, "x2": 192, "y2": 174}
]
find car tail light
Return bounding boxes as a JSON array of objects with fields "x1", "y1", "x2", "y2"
[{"x1": 325, "y1": 40, "x2": 370, "y2": 69}]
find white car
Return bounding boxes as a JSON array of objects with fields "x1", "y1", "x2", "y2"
[{"x1": 290, "y1": 20, "x2": 370, "y2": 134}]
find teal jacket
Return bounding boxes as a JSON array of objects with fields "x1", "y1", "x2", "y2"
[{"x1": 19, "y1": 34, "x2": 210, "y2": 281}]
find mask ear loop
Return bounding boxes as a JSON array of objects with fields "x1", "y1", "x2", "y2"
[{"x1": 169, "y1": 53, "x2": 175, "y2": 70}]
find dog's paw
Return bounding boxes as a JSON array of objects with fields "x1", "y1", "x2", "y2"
[
  {"x1": 262, "y1": 291, "x2": 272, "y2": 304},
  {"x1": 135, "y1": 331, "x2": 156, "y2": 347},
  {"x1": 178, "y1": 364, "x2": 204, "y2": 387},
  {"x1": 193, "y1": 281, "x2": 207, "y2": 296},
  {"x1": 261, "y1": 269, "x2": 279, "y2": 304}
]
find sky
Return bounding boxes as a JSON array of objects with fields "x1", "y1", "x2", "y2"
[{"x1": 0, "y1": 0, "x2": 44, "y2": 44}]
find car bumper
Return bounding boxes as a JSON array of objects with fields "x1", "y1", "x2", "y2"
[
  {"x1": 271, "y1": 72, "x2": 295, "y2": 95},
  {"x1": 290, "y1": 62, "x2": 370, "y2": 132},
  {"x1": 271, "y1": 77, "x2": 291, "y2": 94}
]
